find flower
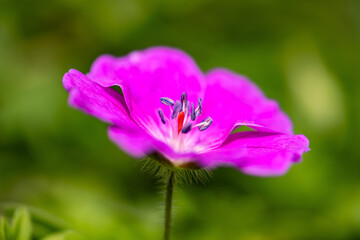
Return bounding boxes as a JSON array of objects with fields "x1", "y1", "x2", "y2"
[{"x1": 63, "y1": 46, "x2": 310, "y2": 176}]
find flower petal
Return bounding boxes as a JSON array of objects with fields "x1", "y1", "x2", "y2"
[
  {"x1": 108, "y1": 124, "x2": 157, "y2": 158},
  {"x1": 63, "y1": 69, "x2": 131, "y2": 125},
  {"x1": 108, "y1": 122, "x2": 242, "y2": 168},
  {"x1": 199, "y1": 69, "x2": 293, "y2": 148},
  {"x1": 88, "y1": 47, "x2": 206, "y2": 128},
  {"x1": 88, "y1": 54, "x2": 119, "y2": 85},
  {"x1": 108, "y1": 123, "x2": 193, "y2": 160},
  {"x1": 196, "y1": 132, "x2": 310, "y2": 176}
]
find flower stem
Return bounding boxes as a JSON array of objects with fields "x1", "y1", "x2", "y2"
[{"x1": 164, "y1": 170, "x2": 175, "y2": 240}]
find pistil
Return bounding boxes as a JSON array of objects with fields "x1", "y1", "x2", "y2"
[{"x1": 177, "y1": 111, "x2": 185, "y2": 134}]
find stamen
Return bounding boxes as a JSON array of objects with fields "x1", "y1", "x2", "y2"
[
  {"x1": 156, "y1": 93, "x2": 213, "y2": 151},
  {"x1": 181, "y1": 92, "x2": 187, "y2": 106},
  {"x1": 190, "y1": 102, "x2": 196, "y2": 121},
  {"x1": 185, "y1": 100, "x2": 190, "y2": 115},
  {"x1": 181, "y1": 122, "x2": 192, "y2": 134},
  {"x1": 171, "y1": 101, "x2": 182, "y2": 119},
  {"x1": 198, "y1": 117, "x2": 213, "y2": 131},
  {"x1": 160, "y1": 97, "x2": 175, "y2": 106},
  {"x1": 158, "y1": 108, "x2": 166, "y2": 124},
  {"x1": 195, "y1": 98, "x2": 202, "y2": 116},
  {"x1": 177, "y1": 111, "x2": 185, "y2": 134}
]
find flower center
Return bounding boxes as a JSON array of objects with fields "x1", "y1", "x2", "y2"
[{"x1": 156, "y1": 92, "x2": 213, "y2": 152}]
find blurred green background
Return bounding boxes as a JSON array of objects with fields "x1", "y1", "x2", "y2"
[{"x1": 1, "y1": 0, "x2": 360, "y2": 239}]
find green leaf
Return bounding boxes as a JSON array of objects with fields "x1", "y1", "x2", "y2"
[
  {"x1": 41, "y1": 230, "x2": 86, "y2": 240},
  {"x1": 10, "y1": 207, "x2": 32, "y2": 240},
  {"x1": 0, "y1": 217, "x2": 11, "y2": 240}
]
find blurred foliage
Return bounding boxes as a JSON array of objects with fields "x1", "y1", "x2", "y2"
[
  {"x1": 0, "y1": 206, "x2": 85, "y2": 240},
  {"x1": 0, "y1": 0, "x2": 360, "y2": 239}
]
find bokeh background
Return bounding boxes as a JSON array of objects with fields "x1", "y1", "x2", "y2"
[{"x1": 1, "y1": 0, "x2": 360, "y2": 239}]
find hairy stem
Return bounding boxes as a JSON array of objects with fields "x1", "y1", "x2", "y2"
[{"x1": 164, "y1": 170, "x2": 175, "y2": 240}]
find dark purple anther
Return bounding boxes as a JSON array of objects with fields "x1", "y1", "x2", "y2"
[
  {"x1": 198, "y1": 117, "x2": 212, "y2": 131},
  {"x1": 185, "y1": 100, "x2": 189, "y2": 113},
  {"x1": 172, "y1": 100, "x2": 182, "y2": 119},
  {"x1": 160, "y1": 97, "x2": 175, "y2": 106},
  {"x1": 158, "y1": 108, "x2": 166, "y2": 124},
  {"x1": 181, "y1": 92, "x2": 187, "y2": 105},
  {"x1": 195, "y1": 98, "x2": 202, "y2": 116},
  {"x1": 190, "y1": 102, "x2": 196, "y2": 121},
  {"x1": 181, "y1": 122, "x2": 192, "y2": 134}
]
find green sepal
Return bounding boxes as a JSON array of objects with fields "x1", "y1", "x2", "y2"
[{"x1": 139, "y1": 156, "x2": 212, "y2": 185}]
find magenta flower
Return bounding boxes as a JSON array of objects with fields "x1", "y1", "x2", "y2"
[{"x1": 63, "y1": 46, "x2": 309, "y2": 177}]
